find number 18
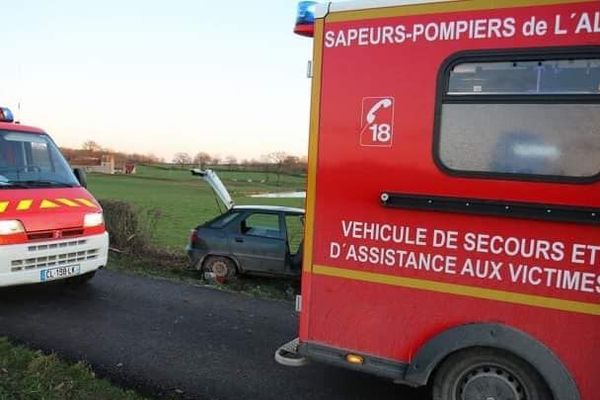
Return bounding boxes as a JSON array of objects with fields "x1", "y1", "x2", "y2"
[{"x1": 369, "y1": 124, "x2": 392, "y2": 142}]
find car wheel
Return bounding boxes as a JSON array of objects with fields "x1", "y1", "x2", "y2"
[
  {"x1": 65, "y1": 271, "x2": 96, "y2": 286},
  {"x1": 432, "y1": 348, "x2": 552, "y2": 400},
  {"x1": 203, "y1": 256, "x2": 236, "y2": 283}
]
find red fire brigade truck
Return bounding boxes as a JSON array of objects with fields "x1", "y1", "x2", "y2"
[
  {"x1": 277, "y1": 1, "x2": 599, "y2": 400},
  {"x1": 0, "y1": 107, "x2": 108, "y2": 287}
]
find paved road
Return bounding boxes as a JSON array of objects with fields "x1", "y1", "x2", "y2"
[{"x1": 0, "y1": 270, "x2": 427, "y2": 400}]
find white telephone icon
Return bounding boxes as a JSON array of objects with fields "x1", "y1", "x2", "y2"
[{"x1": 366, "y1": 98, "x2": 392, "y2": 124}]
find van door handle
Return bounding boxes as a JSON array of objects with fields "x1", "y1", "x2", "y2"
[{"x1": 235, "y1": 237, "x2": 244, "y2": 243}]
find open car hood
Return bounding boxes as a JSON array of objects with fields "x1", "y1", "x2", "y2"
[{"x1": 191, "y1": 169, "x2": 234, "y2": 210}]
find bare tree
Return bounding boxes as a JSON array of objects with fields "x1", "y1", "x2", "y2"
[
  {"x1": 82, "y1": 140, "x2": 102, "y2": 152},
  {"x1": 225, "y1": 155, "x2": 238, "y2": 165},
  {"x1": 283, "y1": 155, "x2": 299, "y2": 165},
  {"x1": 193, "y1": 152, "x2": 212, "y2": 169},
  {"x1": 172, "y1": 152, "x2": 192, "y2": 167},
  {"x1": 268, "y1": 151, "x2": 288, "y2": 186},
  {"x1": 145, "y1": 153, "x2": 161, "y2": 163}
]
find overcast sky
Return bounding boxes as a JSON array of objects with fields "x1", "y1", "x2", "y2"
[{"x1": 0, "y1": 0, "x2": 313, "y2": 161}]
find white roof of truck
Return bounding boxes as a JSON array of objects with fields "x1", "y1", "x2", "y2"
[{"x1": 316, "y1": 0, "x2": 450, "y2": 18}]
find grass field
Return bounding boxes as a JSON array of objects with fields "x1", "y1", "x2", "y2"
[
  {"x1": 87, "y1": 165, "x2": 306, "y2": 251},
  {"x1": 0, "y1": 338, "x2": 145, "y2": 400}
]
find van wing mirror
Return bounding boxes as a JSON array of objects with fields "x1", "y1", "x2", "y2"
[{"x1": 73, "y1": 168, "x2": 88, "y2": 188}]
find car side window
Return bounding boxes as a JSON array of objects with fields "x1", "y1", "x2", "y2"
[{"x1": 241, "y1": 213, "x2": 282, "y2": 239}]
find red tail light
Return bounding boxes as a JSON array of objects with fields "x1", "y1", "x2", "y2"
[{"x1": 189, "y1": 230, "x2": 199, "y2": 246}]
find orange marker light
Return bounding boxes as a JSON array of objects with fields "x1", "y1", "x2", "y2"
[{"x1": 345, "y1": 354, "x2": 364, "y2": 365}]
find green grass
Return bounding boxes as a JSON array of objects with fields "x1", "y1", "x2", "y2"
[
  {"x1": 87, "y1": 165, "x2": 305, "y2": 300},
  {"x1": 87, "y1": 165, "x2": 306, "y2": 251},
  {"x1": 0, "y1": 338, "x2": 146, "y2": 400}
]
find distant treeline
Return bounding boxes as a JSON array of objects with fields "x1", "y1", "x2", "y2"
[
  {"x1": 60, "y1": 147, "x2": 163, "y2": 165},
  {"x1": 148, "y1": 161, "x2": 307, "y2": 176},
  {"x1": 61, "y1": 140, "x2": 307, "y2": 175}
]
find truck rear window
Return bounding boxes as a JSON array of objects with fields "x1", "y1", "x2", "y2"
[{"x1": 436, "y1": 52, "x2": 600, "y2": 181}]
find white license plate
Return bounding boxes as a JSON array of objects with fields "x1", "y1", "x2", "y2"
[{"x1": 40, "y1": 265, "x2": 81, "y2": 282}]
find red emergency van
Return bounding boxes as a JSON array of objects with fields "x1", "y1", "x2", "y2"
[
  {"x1": 0, "y1": 107, "x2": 108, "y2": 287},
  {"x1": 277, "y1": 1, "x2": 599, "y2": 399}
]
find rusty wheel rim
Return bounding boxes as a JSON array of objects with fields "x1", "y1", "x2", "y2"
[{"x1": 210, "y1": 260, "x2": 229, "y2": 277}]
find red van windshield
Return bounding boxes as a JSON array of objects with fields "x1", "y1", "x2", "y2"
[{"x1": 0, "y1": 130, "x2": 79, "y2": 188}]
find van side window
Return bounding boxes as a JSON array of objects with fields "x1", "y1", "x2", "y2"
[{"x1": 437, "y1": 55, "x2": 600, "y2": 180}]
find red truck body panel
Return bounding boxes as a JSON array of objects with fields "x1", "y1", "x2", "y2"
[{"x1": 298, "y1": 1, "x2": 599, "y2": 398}]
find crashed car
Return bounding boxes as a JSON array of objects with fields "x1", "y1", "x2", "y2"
[{"x1": 187, "y1": 169, "x2": 305, "y2": 280}]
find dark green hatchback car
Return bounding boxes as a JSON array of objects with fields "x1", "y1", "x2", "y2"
[{"x1": 187, "y1": 205, "x2": 305, "y2": 280}]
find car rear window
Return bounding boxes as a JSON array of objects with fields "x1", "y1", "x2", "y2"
[{"x1": 210, "y1": 212, "x2": 240, "y2": 228}]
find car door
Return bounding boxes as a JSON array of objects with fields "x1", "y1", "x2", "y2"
[
  {"x1": 284, "y1": 212, "x2": 305, "y2": 272},
  {"x1": 230, "y1": 211, "x2": 287, "y2": 274}
]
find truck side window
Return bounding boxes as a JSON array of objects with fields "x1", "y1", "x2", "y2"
[{"x1": 437, "y1": 54, "x2": 600, "y2": 180}]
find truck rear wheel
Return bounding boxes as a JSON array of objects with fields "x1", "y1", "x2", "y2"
[{"x1": 432, "y1": 348, "x2": 552, "y2": 400}]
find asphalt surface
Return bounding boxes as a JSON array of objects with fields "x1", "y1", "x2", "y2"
[{"x1": 0, "y1": 269, "x2": 427, "y2": 400}]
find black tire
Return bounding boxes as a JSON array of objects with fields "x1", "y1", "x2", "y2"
[
  {"x1": 432, "y1": 348, "x2": 552, "y2": 400},
  {"x1": 203, "y1": 256, "x2": 236, "y2": 282},
  {"x1": 65, "y1": 271, "x2": 96, "y2": 286}
]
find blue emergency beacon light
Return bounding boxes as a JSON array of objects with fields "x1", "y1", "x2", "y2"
[{"x1": 294, "y1": 1, "x2": 318, "y2": 37}]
